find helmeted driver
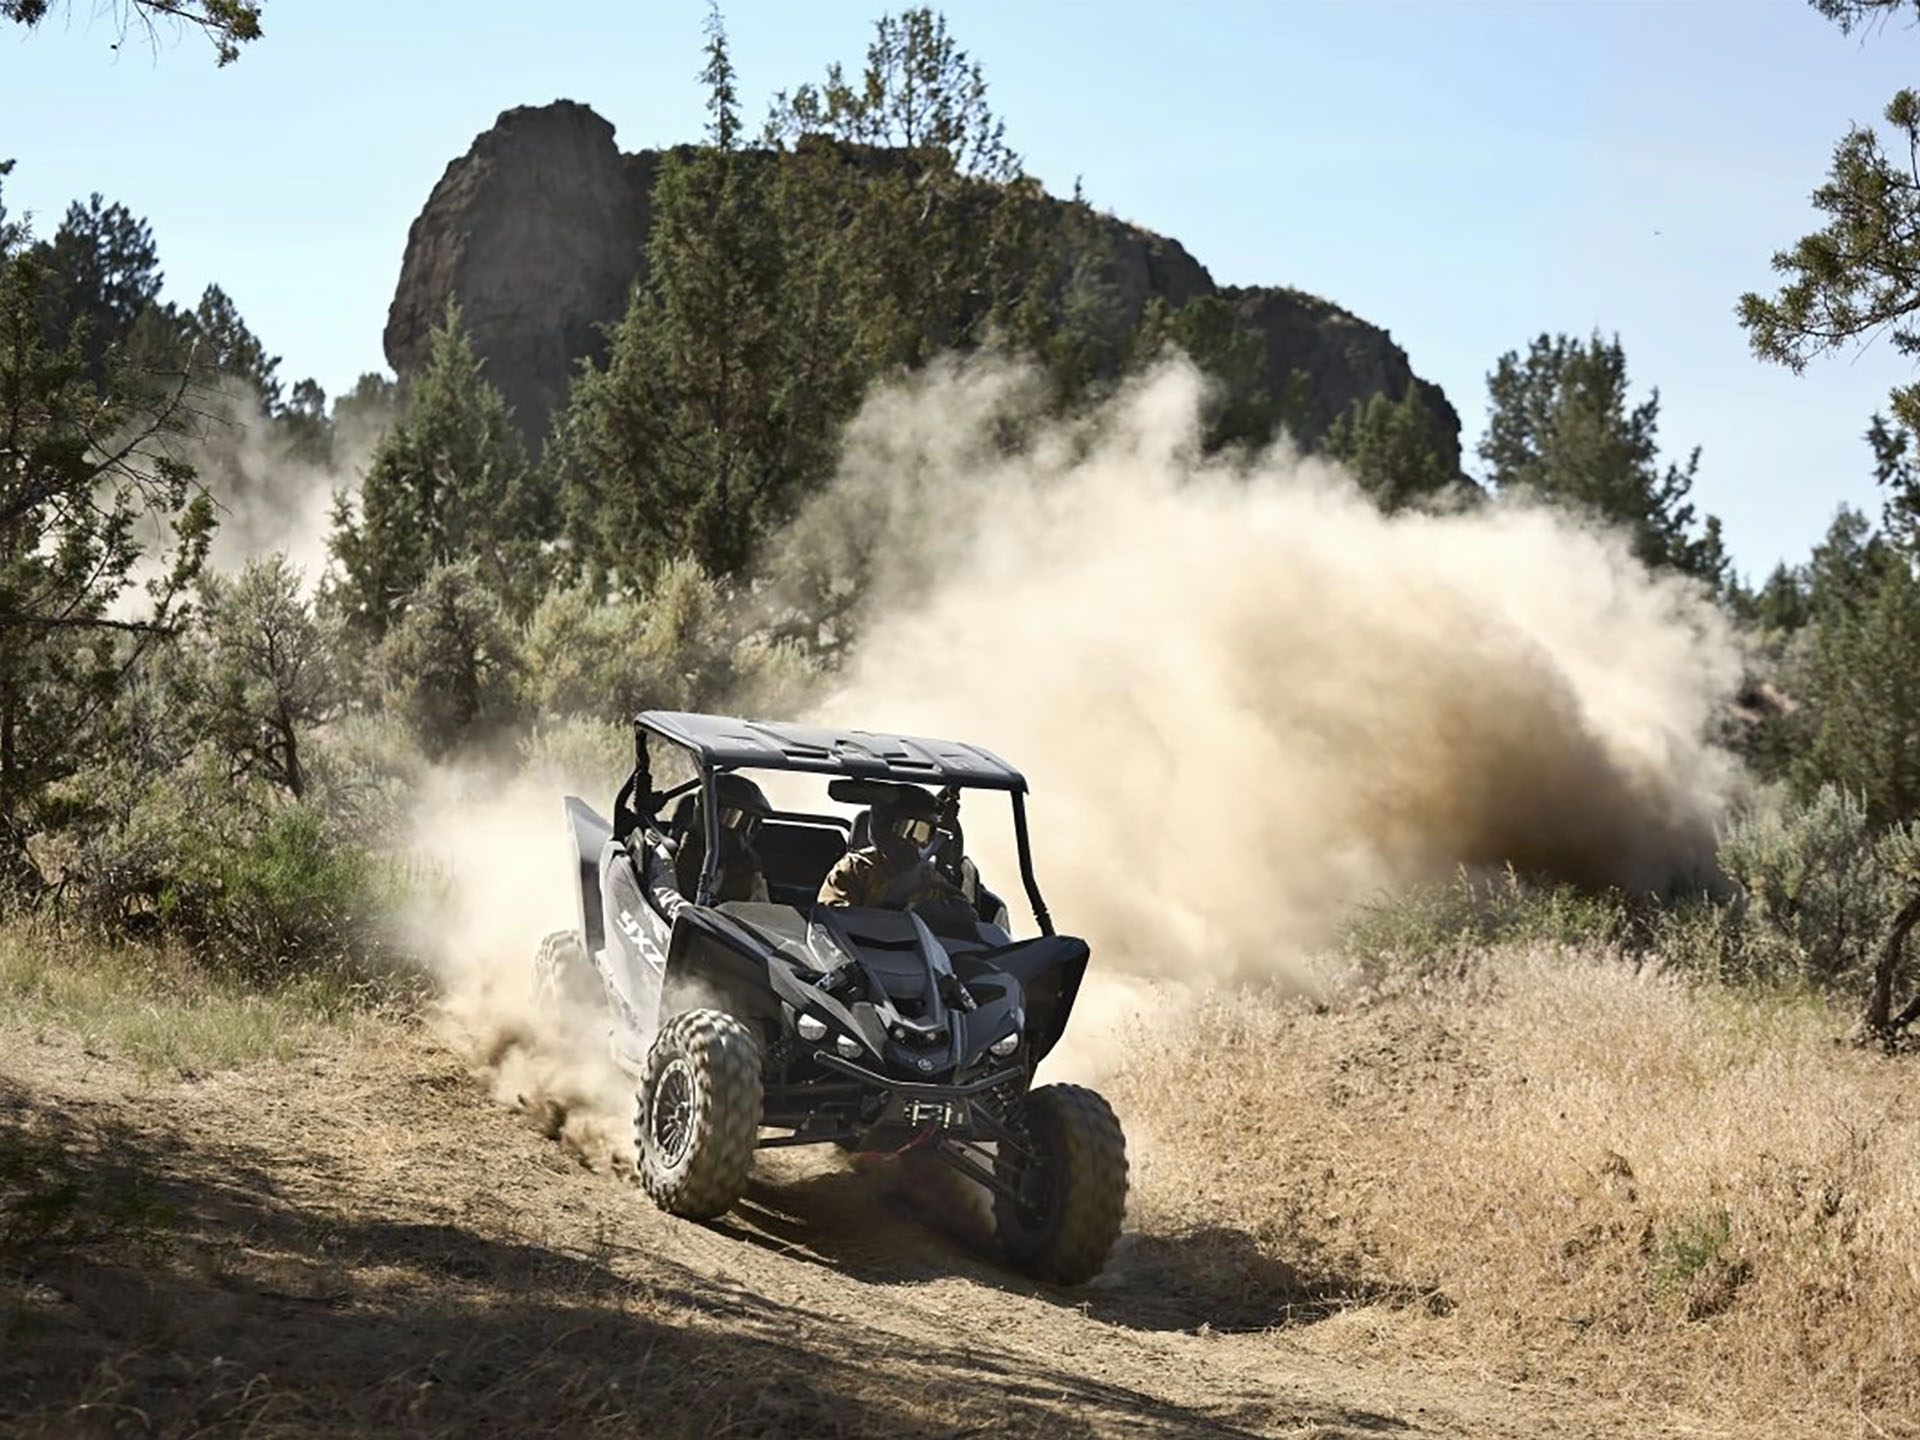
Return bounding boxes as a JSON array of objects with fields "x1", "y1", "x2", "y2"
[
  {"x1": 674, "y1": 772, "x2": 772, "y2": 903},
  {"x1": 817, "y1": 783, "x2": 963, "y2": 909}
]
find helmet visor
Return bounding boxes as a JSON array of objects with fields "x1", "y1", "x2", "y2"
[{"x1": 888, "y1": 816, "x2": 935, "y2": 847}]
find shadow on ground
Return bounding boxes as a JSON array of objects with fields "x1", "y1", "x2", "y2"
[
  {"x1": 1, "y1": 1076, "x2": 1409, "y2": 1439},
  {"x1": 718, "y1": 1147, "x2": 1429, "y2": 1338},
  {"x1": 1086, "y1": 1227, "x2": 1447, "y2": 1334}
]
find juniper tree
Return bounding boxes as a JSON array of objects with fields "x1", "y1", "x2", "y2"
[
  {"x1": 1324, "y1": 384, "x2": 1462, "y2": 510},
  {"x1": 330, "y1": 302, "x2": 548, "y2": 635},
  {"x1": 559, "y1": 8, "x2": 806, "y2": 587},
  {"x1": 0, "y1": 163, "x2": 214, "y2": 890},
  {"x1": 1480, "y1": 332, "x2": 1728, "y2": 588},
  {"x1": 3, "y1": 0, "x2": 263, "y2": 64}
]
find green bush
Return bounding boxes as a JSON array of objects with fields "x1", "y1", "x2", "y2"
[
  {"x1": 1335, "y1": 788, "x2": 1920, "y2": 1010},
  {"x1": 53, "y1": 750, "x2": 407, "y2": 985},
  {"x1": 521, "y1": 560, "x2": 818, "y2": 723},
  {"x1": 375, "y1": 559, "x2": 524, "y2": 760},
  {"x1": 206, "y1": 801, "x2": 399, "y2": 979}
]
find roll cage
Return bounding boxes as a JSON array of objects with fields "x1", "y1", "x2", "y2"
[{"x1": 612, "y1": 710, "x2": 1056, "y2": 936}]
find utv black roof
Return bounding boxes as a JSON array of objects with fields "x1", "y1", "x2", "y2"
[{"x1": 637, "y1": 710, "x2": 1028, "y2": 791}]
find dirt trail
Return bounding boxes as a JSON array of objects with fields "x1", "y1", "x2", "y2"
[{"x1": 2, "y1": 1018, "x2": 1675, "y2": 1439}]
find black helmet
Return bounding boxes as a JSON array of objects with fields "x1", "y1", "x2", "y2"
[
  {"x1": 709, "y1": 772, "x2": 771, "y2": 843},
  {"x1": 873, "y1": 784, "x2": 939, "y2": 854}
]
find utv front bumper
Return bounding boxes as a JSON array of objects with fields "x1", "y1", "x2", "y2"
[{"x1": 757, "y1": 1051, "x2": 1026, "y2": 1152}]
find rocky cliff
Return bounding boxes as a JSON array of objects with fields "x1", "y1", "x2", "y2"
[
  {"x1": 384, "y1": 102, "x2": 654, "y2": 445},
  {"x1": 385, "y1": 101, "x2": 1460, "y2": 464}
]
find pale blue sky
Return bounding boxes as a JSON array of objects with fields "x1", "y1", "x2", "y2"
[{"x1": 4, "y1": 0, "x2": 1917, "y2": 580}]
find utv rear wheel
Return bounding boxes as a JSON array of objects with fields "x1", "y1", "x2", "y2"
[
  {"x1": 533, "y1": 930, "x2": 600, "y2": 1013},
  {"x1": 994, "y1": 1084, "x2": 1128, "y2": 1286},
  {"x1": 637, "y1": 1009, "x2": 763, "y2": 1220}
]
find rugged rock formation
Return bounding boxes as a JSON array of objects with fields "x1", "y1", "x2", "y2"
[
  {"x1": 386, "y1": 101, "x2": 1459, "y2": 462},
  {"x1": 1084, "y1": 211, "x2": 1214, "y2": 322},
  {"x1": 384, "y1": 102, "x2": 655, "y2": 445},
  {"x1": 1226, "y1": 286, "x2": 1461, "y2": 460}
]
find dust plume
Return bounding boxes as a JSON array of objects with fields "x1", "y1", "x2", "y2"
[
  {"x1": 403, "y1": 351, "x2": 1744, "y2": 1135},
  {"x1": 797, "y1": 355, "x2": 1744, "y2": 986},
  {"x1": 191, "y1": 377, "x2": 384, "y2": 583},
  {"x1": 115, "y1": 375, "x2": 389, "y2": 610},
  {"x1": 404, "y1": 760, "x2": 637, "y2": 1174}
]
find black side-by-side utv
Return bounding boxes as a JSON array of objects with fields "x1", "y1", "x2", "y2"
[{"x1": 536, "y1": 710, "x2": 1128, "y2": 1285}]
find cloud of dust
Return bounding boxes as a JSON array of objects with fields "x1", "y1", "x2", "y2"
[
  {"x1": 192, "y1": 378, "x2": 383, "y2": 584},
  {"x1": 113, "y1": 377, "x2": 389, "y2": 615},
  {"x1": 404, "y1": 760, "x2": 638, "y2": 1175},
  {"x1": 402, "y1": 351, "x2": 1745, "y2": 1134},
  {"x1": 795, "y1": 355, "x2": 1744, "y2": 989}
]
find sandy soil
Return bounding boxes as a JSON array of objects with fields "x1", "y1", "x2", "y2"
[{"x1": 0, "y1": 1016, "x2": 1734, "y2": 1439}]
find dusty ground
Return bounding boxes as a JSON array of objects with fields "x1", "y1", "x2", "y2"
[{"x1": 0, "y1": 1009, "x2": 1773, "y2": 1440}]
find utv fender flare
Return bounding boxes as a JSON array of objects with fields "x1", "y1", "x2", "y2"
[{"x1": 990, "y1": 935, "x2": 1090, "y2": 1065}]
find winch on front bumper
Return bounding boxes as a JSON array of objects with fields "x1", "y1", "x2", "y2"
[{"x1": 758, "y1": 1051, "x2": 1027, "y2": 1153}]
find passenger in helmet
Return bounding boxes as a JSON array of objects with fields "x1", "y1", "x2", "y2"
[
  {"x1": 674, "y1": 772, "x2": 772, "y2": 903},
  {"x1": 817, "y1": 783, "x2": 963, "y2": 909}
]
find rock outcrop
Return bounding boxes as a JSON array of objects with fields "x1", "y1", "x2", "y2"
[
  {"x1": 1227, "y1": 285, "x2": 1462, "y2": 461},
  {"x1": 384, "y1": 102, "x2": 655, "y2": 445},
  {"x1": 385, "y1": 101, "x2": 1458, "y2": 462}
]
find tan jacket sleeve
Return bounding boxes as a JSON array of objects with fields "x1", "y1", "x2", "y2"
[{"x1": 818, "y1": 850, "x2": 882, "y2": 907}]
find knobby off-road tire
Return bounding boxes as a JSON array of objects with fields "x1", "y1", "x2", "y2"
[
  {"x1": 533, "y1": 929, "x2": 601, "y2": 1014},
  {"x1": 994, "y1": 1083, "x2": 1129, "y2": 1286},
  {"x1": 637, "y1": 1009, "x2": 763, "y2": 1220}
]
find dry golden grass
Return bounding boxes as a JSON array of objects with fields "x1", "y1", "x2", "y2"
[{"x1": 1108, "y1": 945, "x2": 1920, "y2": 1436}]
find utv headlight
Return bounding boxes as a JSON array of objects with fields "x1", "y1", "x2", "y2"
[
  {"x1": 834, "y1": 1033, "x2": 863, "y2": 1059},
  {"x1": 989, "y1": 1031, "x2": 1021, "y2": 1058},
  {"x1": 795, "y1": 1013, "x2": 828, "y2": 1041}
]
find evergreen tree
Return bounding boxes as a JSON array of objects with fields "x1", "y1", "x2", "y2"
[
  {"x1": 1479, "y1": 332, "x2": 1729, "y2": 587},
  {"x1": 31, "y1": 194, "x2": 165, "y2": 384},
  {"x1": 0, "y1": 162, "x2": 214, "y2": 891},
  {"x1": 330, "y1": 302, "x2": 548, "y2": 636},
  {"x1": 4, "y1": 0, "x2": 264, "y2": 64},
  {"x1": 559, "y1": 9, "x2": 808, "y2": 587},
  {"x1": 1129, "y1": 295, "x2": 1276, "y2": 450},
  {"x1": 277, "y1": 377, "x2": 331, "y2": 466},
  {"x1": 181, "y1": 283, "x2": 281, "y2": 405},
  {"x1": 328, "y1": 371, "x2": 400, "y2": 464},
  {"x1": 1324, "y1": 384, "x2": 1463, "y2": 509},
  {"x1": 177, "y1": 554, "x2": 336, "y2": 800},
  {"x1": 1741, "y1": 6, "x2": 1920, "y2": 533},
  {"x1": 1748, "y1": 561, "x2": 1814, "y2": 635},
  {"x1": 1741, "y1": 86, "x2": 1920, "y2": 443},
  {"x1": 765, "y1": 7, "x2": 1043, "y2": 374},
  {"x1": 374, "y1": 560, "x2": 522, "y2": 760},
  {"x1": 1789, "y1": 508, "x2": 1920, "y2": 822},
  {"x1": 1809, "y1": 0, "x2": 1917, "y2": 29},
  {"x1": 28, "y1": 194, "x2": 302, "y2": 419}
]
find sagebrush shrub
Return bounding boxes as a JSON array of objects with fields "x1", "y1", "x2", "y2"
[{"x1": 1716, "y1": 784, "x2": 1920, "y2": 992}]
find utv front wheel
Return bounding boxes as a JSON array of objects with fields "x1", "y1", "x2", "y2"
[
  {"x1": 533, "y1": 929, "x2": 600, "y2": 1014},
  {"x1": 994, "y1": 1083, "x2": 1129, "y2": 1285},
  {"x1": 637, "y1": 1009, "x2": 763, "y2": 1220}
]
